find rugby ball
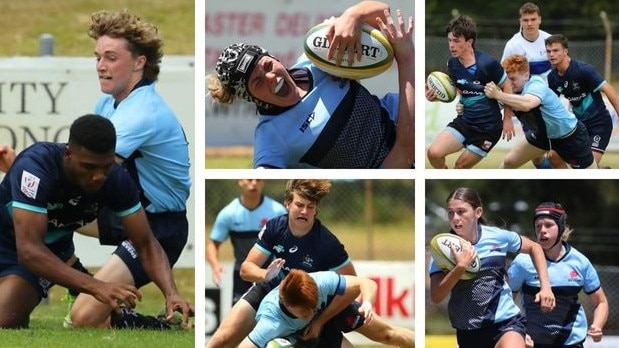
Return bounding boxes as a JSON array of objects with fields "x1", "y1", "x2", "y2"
[
  {"x1": 266, "y1": 338, "x2": 294, "y2": 348},
  {"x1": 429, "y1": 233, "x2": 480, "y2": 279},
  {"x1": 303, "y1": 23, "x2": 394, "y2": 79},
  {"x1": 427, "y1": 71, "x2": 457, "y2": 102}
]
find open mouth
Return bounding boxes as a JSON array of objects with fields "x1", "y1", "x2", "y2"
[{"x1": 274, "y1": 77, "x2": 287, "y2": 96}]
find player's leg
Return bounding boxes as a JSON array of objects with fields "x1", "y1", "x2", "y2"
[
  {"x1": 70, "y1": 254, "x2": 135, "y2": 327},
  {"x1": 453, "y1": 148, "x2": 483, "y2": 168},
  {"x1": 427, "y1": 130, "x2": 464, "y2": 168},
  {"x1": 207, "y1": 299, "x2": 257, "y2": 348},
  {"x1": 353, "y1": 313, "x2": 415, "y2": 347},
  {"x1": 500, "y1": 141, "x2": 545, "y2": 168},
  {"x1": 0, "y1": 275, "x2": 40, "y2": 328},
  {"x1": 496, "y1": 331, "x2": 525, "y2": 348}
]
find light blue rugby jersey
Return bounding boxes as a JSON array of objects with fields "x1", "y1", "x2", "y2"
[
  {"x1": 428, "y1": 225, "x2": 522, "y2": 330},
  {"x1": 253, "y1": 55, "x2": 399, "y2": 169},
  {"x1": 210, "y1": 195, "x2": 286, "y2": 269},
  {"x1": 509, "y1": 242, "x2": 601, "y2": 346},
  {"x1": 94, "y1": 83, "x2": 191, "y2": 213},
  {"x1": 520, "y1": 75, "x2": 578, "y2": 138},
  {"x1": 248, "y1": 271, "x2": 346, "y2": 347}
]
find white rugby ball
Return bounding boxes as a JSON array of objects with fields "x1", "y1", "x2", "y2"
[
  {"x1": 429, "y1": 233, "x2": 480, "y2": 279},
  {"x1": 266, "y1": 338, "x2": 294, "y2": 348},
  {"x1": 303, "y1": 23, "x2": 394, "y2": 79},
  {"x1": 427, "y1": 71, "x2": 457, "y2": 102}
]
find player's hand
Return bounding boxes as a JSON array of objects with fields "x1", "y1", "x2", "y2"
[
  {"x1": 455, "y1": 102, "x2": 464, "y2": 115},
  {"x1": 525, "y1": 334, "x2": 534, "y2": 348},
  {"x1": 376, "y1": 9, "x2": 413, "y2": 63},
  {"x1": 502, "y1": 117, "x2": 515, "y2": 141},
  {"x1": 92, "y1": 281, "x2": 142, "y2": 314},
  {"x1": 425, "y1": 85, "x2": 438, "y2": 102},
  {"x1": 534, "y1": 287, "x2": 555, "y2": 312},
  {"x1": 588, "y1": 325, "x2": 603, "y2": 342},
  {"x1": 0, "y1": 145, "x2": 16, "y2": 173},
  {"x1": 358, "y1": 301, "x2": 374, "y2": 325},
  {"x1": 212, "y1": 265, "x2": 224, "y2": 287},
  {"x1": 164, "y1": 293, "x2": 195, "y2": 329},
  {"x1": 326, "y1": 12, "x2": 362, "y2": 66},
  {"x1": 264, "y1": 258, "x2": 285, "y2": 282},
  {"x1": 451, "y1": 240, "x2": 477, "y2": 270},
  {"x1": 484, "y1": 82, "x2": 501, "y2": 100},
  {"x1": 301, "y1": 320, "x2": 323, "y2": 340}
]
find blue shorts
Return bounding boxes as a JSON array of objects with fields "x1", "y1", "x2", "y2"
[
  {"x1": 98, "y1": 208, "x2": 188, "y2": 288},
  {"x1": 456, "y1": 314, "x2": 526, "y2": 348},
  {"x1": 0, "y1": 236, "x2": 74, "y2": 299},
  {"x1": 446, "y1": 117, "x2": 502, "y2": 157}
]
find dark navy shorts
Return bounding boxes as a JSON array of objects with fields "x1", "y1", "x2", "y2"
[
  {"x1": 456, "y1": 314, "x2": 527, "y2": 348},
  {"x1": 581, "y1": 113, "x2": 613, "y2": 153},
  {"x1": 0, "y1": 236, "x2": 74, "y2": 299},
  {"x1": 526, "y1": 121, "x2": 594, "y2": 168},
  {"x1": 98, "y1": 207, "x2": 188, "y2": 288},
  {"x1": 446, "y1": 117, "x2": 502, "y2": 157}
]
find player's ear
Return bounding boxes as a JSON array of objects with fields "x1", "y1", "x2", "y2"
[
  {"x1": 134, "y1": 55, "x2": 146, "y2": 71},
  {"x1": 474, "y1": 206, "x2": 483, "y2": 219}
]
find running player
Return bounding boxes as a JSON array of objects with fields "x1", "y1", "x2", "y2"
[
  {"x1": 429, "y1": 187, "x2": 554, "y2": 348},
  {"x1": 546, "y1": 34, "x2": 619, "y2": 168},
  {"x1": 427, "y1": 14, "x2": 513, "y2": 169},
  {"x1": 509, "y1": 202, "x2": 608, "y2": 347}
]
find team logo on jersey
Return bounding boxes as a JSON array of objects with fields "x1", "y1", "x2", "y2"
[
  {"x1": 289, "y1": 246, "x2": 298, "y2": 253},
  {"x1": 68, "y1": 196, "x2": 82, "y2": 206},
  {"x1": 302, "y1": 254, "x2": 314, "y2": 268},
  {"x1": 20, "y1": 170, "x2": 40, "y2": 199},
  {"x1": 273, "y1": 244, "x2": 285, "y2": 253}
]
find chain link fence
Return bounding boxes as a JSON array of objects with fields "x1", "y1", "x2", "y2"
[{"x1": 205, "y1": 179, "x2": 414, "y2": 261}]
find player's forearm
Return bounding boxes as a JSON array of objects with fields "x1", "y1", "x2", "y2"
[
  {"x1": 591, "y1": 297, "x2": 609, "y2": 329},
  {"x1": 239, "y1": 260, "x2": 268, "y2": 282},
  {"x1": 493, "y1": 92, "x2": 539, "y2": 112},
  {"x1": 527, "y1": 243, "x2": 552, "y2": 290},
  {"x1": 342, "y1": 1, "x2": 389, "y2": 27},
  {"x1": 137, "y1": 238, "x2": 180, "y2": 298}
]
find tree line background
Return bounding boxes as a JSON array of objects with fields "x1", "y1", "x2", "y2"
[{"x1": 425, "y1": 0, "x2": 619, "y2": 40}]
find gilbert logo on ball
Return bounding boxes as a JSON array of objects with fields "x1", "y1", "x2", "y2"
[
  {"x1": 304, "y1": 23, "x2": 394, "y2": 79},
  {"x1": 429, "y1": 233, "x2": 480, "y2": 280},
  {"x1": 427, "y1": 71, "x2": 457, "y2": 102}
]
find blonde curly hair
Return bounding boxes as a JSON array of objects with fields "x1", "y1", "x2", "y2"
[{"x1": 88, "y1": 10, "x2": 163, "y2": 82}]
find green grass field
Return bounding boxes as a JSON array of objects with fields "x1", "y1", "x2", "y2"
[
  {"x1": 0, "y1": 0, "x2": 193, "y2": 57},
  {"x1": 6, "y1": 268, "x2": 195, "y2": 347},
  {"x1": 424, "y1": 148, "x2": 619, "y2": 169}
]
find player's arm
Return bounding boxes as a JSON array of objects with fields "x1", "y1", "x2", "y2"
[
  {"x1": 587, "y1": 287, "x2": 609, "y2": 342},
  {"x1": 378, "y1": 9, "x2": 414, "y2": 169},
  {"x1": 240, "y1": 246, "x2": 274, "y2": 283},
  {"x1": 206, "y1": 239, "x2": 224, "y2": 286},
  {"x1": 13, "y1": 208, "x2": 141, "y2": 311},
  {"x1": 121, "y1": 208, "x2": 194, "y2": 325},
  {"x1": 519, "y1": 236, "x2": 555, "y2": 312},
  {"x1": 484, "y1": 81, "x2": 541, "y2": 112},
  {"x1": 429, "y1": 242, "x2": 477, "y2": 303},
  {"x1": 0, "y1": 145, "x2": 16, "y2": 173},
  {"x1": 498, "y1": 80, "x2": 516, "y2": 141},
  {"x1": 600, "y1": 82, "x2": 619, "y2": 121}
]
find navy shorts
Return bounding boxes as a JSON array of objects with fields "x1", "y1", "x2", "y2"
[
  {"x1": 0, "y1": 236, "x2": 74, "y2": 299},
  {"x1": 525, "y1": 121, "x2": 594, "y2": 168},
  {"x1": 456, "y1": 314, "x2": 526, "y2": 348},
  {"x1": 446, "y1": 117, "x2": 502, "y2": 157},
  {"x1": 98, "y1": 207, "x2": 188, "y2": 288},
  {"x1": 581, "y1": 113, "x2": 613, "y2": 153}
]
